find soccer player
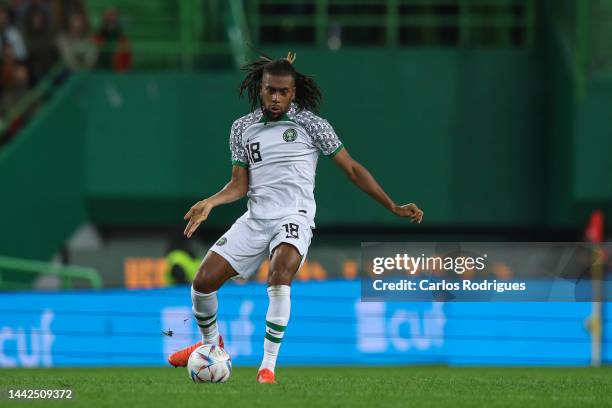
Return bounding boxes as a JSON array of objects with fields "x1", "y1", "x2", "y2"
[{"x1": 167, "y1": 53, "x2": 424, "y2": 383}]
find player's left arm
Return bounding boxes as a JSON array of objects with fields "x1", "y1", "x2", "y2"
[{"x1": 332, "y1": 148, "x2": 424, "y2": 223}]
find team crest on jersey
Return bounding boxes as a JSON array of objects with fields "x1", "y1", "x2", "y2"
[
  {"x1": 216, "y1": 237, "x2": 227, "y2": 246},
  {"x1": 283, "y1": 128, "x2": 297, "y2": 142}
]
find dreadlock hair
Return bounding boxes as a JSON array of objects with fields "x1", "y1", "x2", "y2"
[{"x1": 239, "y1": 54, "x2": 322, "y2": 113}]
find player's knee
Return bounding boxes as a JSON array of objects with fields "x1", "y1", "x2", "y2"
[
  {"x1": 268, "y1": 244, "x2": 301, "y2": 285},
  {"x1": 268, "y1": 265, "x2": 295, "y2": 285},
  {"x1": 192, "y1": 266, "x2": 217, "y2": 294}
]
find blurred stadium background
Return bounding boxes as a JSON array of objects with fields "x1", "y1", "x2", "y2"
[{"x1": 0, "y1": 0, "x2": 611, "y2": 371}]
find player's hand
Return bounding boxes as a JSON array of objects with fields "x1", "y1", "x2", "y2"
[
  {"x1": 183, "y1": 200, "x2": 214, "y2": 238},
  {"x1": 393, "y1": 203, "x2": 424, "y2": 224}
]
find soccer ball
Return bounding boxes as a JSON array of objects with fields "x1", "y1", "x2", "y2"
[{"x1": 187, "y1": 344, "x2": 232, "y2": 383}]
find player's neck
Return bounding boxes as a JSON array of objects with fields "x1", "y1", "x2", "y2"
[{"x1": 261, "y1": 108, "x2": 289, "y2": 124}]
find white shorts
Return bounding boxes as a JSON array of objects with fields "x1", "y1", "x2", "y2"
[{"x1": 209, "y1": 213, "x2": 313, "y2": 279}]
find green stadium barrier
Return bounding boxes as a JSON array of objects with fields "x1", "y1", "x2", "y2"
[
  {"x1": 0, "y1": 76, "x2": 88, "y2": 261},
  {"x1": 80, "y1": 49, "x2": 548, "y2": 229}
]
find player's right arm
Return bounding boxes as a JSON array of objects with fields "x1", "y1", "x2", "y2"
[
  {"x1": 184, "y1": 117, "x2": 252, "y2": 238},
  {"x1": 183, "y1": 165, "x2": 248, "y2": 238}
]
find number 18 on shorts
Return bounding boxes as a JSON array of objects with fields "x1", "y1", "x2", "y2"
[{"x1": 210, "y1": 214, "x2": 312, "y2": 279}]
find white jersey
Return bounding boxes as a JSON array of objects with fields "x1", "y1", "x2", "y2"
[{"x1": 230, "y1": 103, "x2": 343, "y2": 227}]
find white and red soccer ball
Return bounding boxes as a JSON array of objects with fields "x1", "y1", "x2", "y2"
[{"x1": 187, "y1": 344, "x2": 232, "y2": 383}]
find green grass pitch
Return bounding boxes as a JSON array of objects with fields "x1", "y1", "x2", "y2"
[{"x1": 1, "y1": 366, "x2": 611, "y2": 408}]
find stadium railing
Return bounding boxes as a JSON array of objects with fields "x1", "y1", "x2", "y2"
[
  {"x1": 82, "y1": 0, "x2": 611, "y2": 81},
  {"x1": 87, "y1": 0, "x2": 234, "y2": 70},
  {"x1": 553, "y1": 0, "x2": 612, "y2": 98},
  {"x1": 0, "y1": 256, "x2": 102, "y2": 290},
  {"x1": 85, "y1": 0, "x2": 541, "y2": 70},
  {"x1": 247, "y1": 0, "x2": 537, "y2": 47}
]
